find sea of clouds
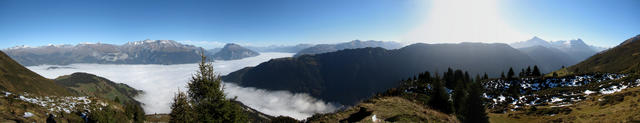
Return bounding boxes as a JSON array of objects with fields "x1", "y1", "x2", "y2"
[{"x1": 27, "y1": 52, "x2": 338, "y2": 120}]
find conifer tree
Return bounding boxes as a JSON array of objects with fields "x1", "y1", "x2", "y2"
[
  {"x1": 463, "y1": 82, "x2": 489, "y2": 123},
  {"x1": 483, "y1": 73, "x2": 489, "y2": 80},
  {"x1": 526, "y1": 66, "x2": 532, "y2": 76},
  {"x1": 507, "y1": 67, "x2": 515, "y2": 80},
  {"x1": 114, "y1": 96, "x2": 121, "y2": 104},
  {"x1": 508, "y1": 80, "x2": 521, "y2": 99},
  {"x1": 170, "y1": 91, "x2": 193, "y2": 123},
  {"x1": 428, "y1": 73, "x2": 452, "y2": 114},
  {"x1": 125, "y1": 102, "x2": 146, "y2": 123},
  {"x1": 452, "y1": 79, "x2": 468, "y2": 119},
  {"x1": 445, "y1": 68, "x2": 455, "y2": 89},
  {"x1": 464, "y1": 71, "x2": 470, "y2": 83},
  {"x1": 532, "y1": 65, "x2": 541, "y2": 76},
  {"x1": 182, "y1": 50, "x2": 248, "y2": 122}
]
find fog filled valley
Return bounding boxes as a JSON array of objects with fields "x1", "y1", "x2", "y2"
[{"x1": 25, "y1": 52, "x2": 338, "y2": 120}]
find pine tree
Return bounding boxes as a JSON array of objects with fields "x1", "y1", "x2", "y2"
[
  {"x1": 445, "y1": 68, "x2": 455, "y2": 89},
  {"x1": 170, "y1": 91, "x2": 193, "y2": 123},
  {"x1": 463, "y1": 82, "x2": 489, "y2": 123},
  {"x1": 500, "y1": 72, "x2": 505, "y2": 79},
  {"x1": 125, "y1": 102, "x2": 146, "y2": 123},
  {"x1": 429, "y1": 73, "x2": 452, "y2": 114},
  {"x1": 464, "y1": 71, "x2": 470, "y2": 83},
  {"x1": 526, "y1": 66, "x2": 532, "y2": 76},
  {"x1": 483, "y1": 73, "x2": 489, "y2": 80},
  {"x1": 507, "y1": 67, "x2": 515, "y2": 80},
  {"x1": 452, "y1": 79, "x2": 468, "y2": 119},
  {"x1": 184, "y1": 50, "x2": 248, "y2": 122},
  {"x1": 532, "y1": 65, "x2": 541, "y2": 76},
  {"x1": 114, "y1": 96, "x2": 121, "y2": 104},
  {"x1": 508, "y1": 80, "x2": 521, "y2": 99}
]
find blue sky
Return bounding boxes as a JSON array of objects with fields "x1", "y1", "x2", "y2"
[{"x1": 0, "y1": 0, "x2": 638, "y2": 49}]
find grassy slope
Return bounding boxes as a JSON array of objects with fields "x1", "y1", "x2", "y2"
[
  {"x1": 54, "y1": 72, "x2": 141, "y2": 104},
  {"x1": 489, "y1": 85, "x2": 640, "y2": 122},
  {"x1": 307, "y1": 96, "x2": 459, "y2": 123},
  {"x1": 0, "y1": 51, "x2": 72, "y2": 96}
]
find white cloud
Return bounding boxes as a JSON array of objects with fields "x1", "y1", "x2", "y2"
[
  {"x1": 224, "y1": 83, "x2": 338, "y2": 120},
  {"x1": 27, "y1": 52, "x2": 337, "y2": 120},
  {"x1": 404, "y1": 0, "x2": 531, "y2": 44}
]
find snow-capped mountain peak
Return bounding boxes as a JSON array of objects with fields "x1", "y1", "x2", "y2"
[
  {"x1": 6, "y1": 45, "x2": 32, "y2": 50},
  {"x1": 125, "y1": 39, "x2": 184, "y2": 47},
  {"x1": 509, "y1": 36, "x2": 552, "y2": 48}
]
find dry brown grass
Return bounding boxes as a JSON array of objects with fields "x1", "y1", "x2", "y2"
[{"x1": 308, "y1": 96, "x2": 459, "y2": 123}]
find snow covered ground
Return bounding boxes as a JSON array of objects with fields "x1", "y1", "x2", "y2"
[
  {"x1": 483, "y1": 74, "x2": 640, "y2": 110},
  {"x1": 3, "y1": 91, "x2": 103, "y2": 114},
  {"x1": 26, "y1": 52, "x2": 337, "y2": 120}
]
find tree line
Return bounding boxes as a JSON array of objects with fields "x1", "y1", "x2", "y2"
[{"x1": 382, "y1": 68, "x2": 490, "y2": 123}]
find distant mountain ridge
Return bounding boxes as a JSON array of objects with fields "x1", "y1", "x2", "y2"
[
  {"x1": 518, "y1": 45, "x2": 575, "y2": 71},
  {"x1": 246, "y1": 44, "x2": 314, "y2": 53},
  {"x1": 294, "y1": 40, "x2": 404, "y2": 57},
  {"x1": 511, "y1": 37, "x2": 601, "y2": 62},
  {"x1": 3, "y1": 40, "x2": 205, "y2": 66},
  {"x1": 211, "y1": 43, "x2": 260, "y2": 60},
  {"x1": 223, "y1": 42, "x2": 542, "y2": 105}
]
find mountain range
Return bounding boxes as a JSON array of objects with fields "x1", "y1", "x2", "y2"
[
  {"x1": 2, "y1": 40, "x2": 265, "y2": 66},
  {"x1": 294, "y1": 40, "x2": 404, "y2": 57},
  {"x1": 3, "y1": 40, "x2": 203, "y2": 66},
  {"x1": 511, "y1": 37, "x2": 602, "y2": 62},
  {"x1": 246, "y1": 44, "x2": 314, "y2": 53},
  {"x1": 222, "y1": 42, "x2": 544, "y2": 105}
]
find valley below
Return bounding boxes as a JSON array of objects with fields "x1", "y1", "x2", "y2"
[{"x1": 25, "y1": 52, "x2": 338, "y2": 120}]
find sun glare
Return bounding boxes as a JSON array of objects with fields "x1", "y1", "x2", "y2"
[{"x1": 405, "y1": 0, "x2": 530, "y2": 44}]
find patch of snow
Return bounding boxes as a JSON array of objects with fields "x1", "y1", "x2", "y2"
[
  {"x1": 600, "y1": 85, "x2": 627, "y2": 94},
  {"x1": 498, "y1": 95, "x2": 506, "y2": 102},
  {"x1": 23, "y1": 112, "x2": 34, "y2": 118},
  {"x1": 584, "y1": 90, "x2": 596, "y2": 95},
  {"x1": 551, "y1": 97, "x2": 563, "y2": 103},
  {"x1": 372, "y1": 114, "x2": 379, "y2": 122}
]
